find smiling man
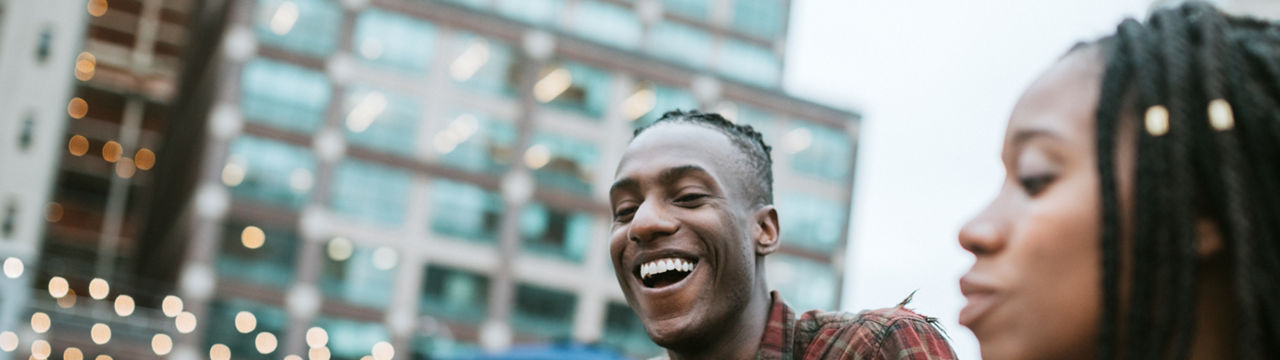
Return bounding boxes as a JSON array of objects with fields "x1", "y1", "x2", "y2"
[{"x1": 609, "y1": 110, "x2": 957, "y2": 360}]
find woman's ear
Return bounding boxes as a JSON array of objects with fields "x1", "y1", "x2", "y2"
[
  {"x1": 1196, "y1": 217, "x2": 1225, "y2": 259},
  {"x1": 754, "y1": 205, "x2": 780, "y2": 256}
]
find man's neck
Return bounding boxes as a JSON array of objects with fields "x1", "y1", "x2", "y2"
[{"x1": 666, "y1": 288, "x2": 773, "y2": 360}]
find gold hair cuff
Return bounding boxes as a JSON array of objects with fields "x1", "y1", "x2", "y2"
[
  {"x1": 1145, "y1": 105, "x2": 1170, "y2": 137},
  {"x1": 1208, "y1": 99, "x2": 1235, "y2": 131}
]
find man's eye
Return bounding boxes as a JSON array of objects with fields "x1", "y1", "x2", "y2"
[
  {"x1": 1018, "y1": 174, "x2": 1056, "y2": 196},
  {"x1": 613, "y1": 207, "x2": 636, "y2": 221},
  {"x1": 675, "y1": 193, "x2": 708, "y2": 204}
]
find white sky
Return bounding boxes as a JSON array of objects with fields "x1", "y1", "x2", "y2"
[{"x1": 785, "y1": 1, "x2": 1151, "y2": 358}]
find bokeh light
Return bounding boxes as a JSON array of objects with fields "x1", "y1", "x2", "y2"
[
  {"x1": 102, "y1": 141, "x2": 122, "y2": 163},
  {"x1": 162, "y1": 295, "x2": 183, "y2": 317},
  {"x1": 68, "y1": 97, "x2": 88, "y2": 119},
  {"x1": 151, "y1": 334, "x2": 173, "y2": 355},
  {"x1": 234, "y1": 311, "x2": 257, "y2": 333},
  {"x1": 48, "y1": 277, "x2": 69, "y2": 298},
  {"x1": 31, "y1": 312, "x2": 50, "y2": 333},
  {"x1": 134, "y1": 148, "x2": 156, "y2": 170},
  {"x1": 68, "y1": 135, "x2": 89, "y2": 156},
  {"x1": 241, "y1": 226, "x2": 265, "y2": 249},
  {"x1": 255, "y1": 332, "x2": 277, "y2": 354},
  {"x1": 114, "y1": 295, "x2": 135, "y2": 316},
  {"x1": 91, "y1": 323, "x2": 111, "y2": 344},
  {"x1": 88, "y1": 278, "x2": 109, "y2": 299},
  {"x1": 2, "y1": 257, "x2": 22, "y2": 278}
]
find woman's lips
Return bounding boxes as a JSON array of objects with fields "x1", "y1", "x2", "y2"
[{"x1": 959, "y1": 275, "x2": 1000, "y2": 327}]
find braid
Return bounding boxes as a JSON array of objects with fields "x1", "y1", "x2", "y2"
[{"x1": 1090, "y1": 2, "x2": 1280, "y2": 359}]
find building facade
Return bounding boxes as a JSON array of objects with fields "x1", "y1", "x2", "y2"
[{"x1": 1, "y1": 0, "x2": 860, "y2": 359}]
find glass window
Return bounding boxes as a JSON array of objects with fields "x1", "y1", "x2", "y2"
[
  {"x1": 777, "y1": 194, "x2": 846, "y2": 253},
  {"x1": 329, "y1": 160, "x2": 413, "y2": 227},
  {"x1": 633, "y1": 84, "x2": 698, "y2": 128},
  {"x1": 428, "y1": 179, "x2": 503, "y2": 243},
  {"x1": 436, "y1": 0, "x2": 488, "y2": 9},
  {"x1": 240, "y1": 58, "x2": 331, "y2": 133},
  {"x1": 519, "y1": 203, "x2": 593, "y2": 262},
  {"x1": 436, "y1": 113, "x2": 516, "y2": 175},
  {"x1": 724, "y1": 102, "x2": 775, "y2": 134},
  {"x1": 216, "y1": 220, "x2": 299, "y2": 288},
  {"x1": 253, "y1": 0, "x2": 341, "y2": 57},
  {"x1": 226, "y1": 136, "x2": 317, "y2": 209},
  {"x1": 720, "y1": 39, "x2": 781, "y2": 87},
  {"x1": 541, "y1": 62, "x2": 614, "y2": 119},
  {"x1": 342, "y1": 85, "x2": 420, "y2": 156},
  {"x1": 731, "y1": 0, "x2": 785, "y2": 39},
  {"x1": 787, "y1": 123, "x2": 854, "y2": 182},
  {"x1": 204, "y1": 299, "x2": 288, "y2": 356},
  {"x1": 421, "y1": 265, "x2": 489, "y2": 324},
  {"x1": 353, "y1": 9, "x2": 437, "y2": 74},
  {"x1": 414, "y1": 335, "x2": 480, "y2": 360},
  {"x1": 647, "y1": 21, "x2": 712, "y2": 69},
  {"x1": 319, "y1": 244, "x2": 398, "y2": 308},
  {"x1": 527, "y1": 133, "x2": 599, "y2": 195},
  {"x1": 449, "y1": 34, "x2": 520, "y2": 98},
  {"x1": 494, "y1": 0, "x2": 564, "y2": 27},
  {"x1": 512, "y1": 284, "x2": 576, "y2": 338},
  {"x1": 601, "y1": 303, "x2": 663, "y2": 358},
  {"x1": 313, "y1": 316, "x2": 390, "y2": 359},
  {"x1": 662, "y1": 0, "x2": 709, "y2": 19},
  {"x1": 566, "y1": 1, "x2": 642, "y2": 50},
  {"x1": 766, "y1": 254, "x2": 838, "y2": 311}
]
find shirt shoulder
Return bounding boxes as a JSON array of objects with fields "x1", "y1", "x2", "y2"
[{"x1": 792, "y1": 307, "x2": 957, "y2": 360}]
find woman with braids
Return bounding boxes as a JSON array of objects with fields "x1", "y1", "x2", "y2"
[{"x1": 958, "y1": 2, "x2": 1279, "y2": 359}]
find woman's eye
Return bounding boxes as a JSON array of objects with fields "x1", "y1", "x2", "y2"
[{"x1": 1018, "y1": 174, "x2": 1056, "y2": 196}]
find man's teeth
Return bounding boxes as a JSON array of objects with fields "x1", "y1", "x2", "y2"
[{"x1": 640, "y1": 258, "x2": 695, "y2": 280}]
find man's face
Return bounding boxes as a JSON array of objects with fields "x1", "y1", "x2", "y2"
[{"x1": 608, "y1": 123, "x2": 763, "y2": 348}]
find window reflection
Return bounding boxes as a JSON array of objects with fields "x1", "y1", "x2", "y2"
[
  {"x1": 240, "y1": 58, "x2": 331, "y2": 133},
  {"x1": 777, "y1": 194, "x2": 846, "y2": 253},
  {"x1": 342, "y1": 86, "x2": 420, "y2": 157},
  {"x1": 647, "y1": 21, "x2": 712, "y2": 69},
  {"x1": 253, "y1": 0, "x2": 341, "y2": 57},
  {"x1": 602, "y1": 303, "x2": 663, "y2": 358},
  {"x1": 720, "y1": 39, "x2": 781, "y2": 87},
  {"x1": 421, "y1": 265, "x2": 489, "y2": 324},
  {"x1": 527, "y1": 133, "x2": 599, "y2": 195},
  {"x1": 731, "y1": 0, "x2": 785, "y2": 39},
  {"x1": 429, "y1": 179, "x2": 502, "y2": 243},
  {"x1": 313, "y1": 316, "x2": 390, "y2": 359},
  {"x1": 494, "y1": 0, "x2": 564, "y2": 27},
  {"x1": 566, "y1": 1, "x2": 642, "y2": 49},
  {"x1": 329, "y1": 160, "x2": 413, "y2": 227},
  {"x1": 512, "y1": 284, "x2": 576, "y2": 338},
  {"x1": 204, "y1": 299, "x2": 288, "y2": 356},
  {"x1": 520, "y1": 203, "x2": 592, "y2": 262},
  {"x1": 787, "y1": 123, "x2": 854, "y2": 182},
  {"x1": 766, "y1": 254, "x2": 838, "y2": 311},
  {"x1": 632, "y1": 84, "x2": 698, "y2": 128},
  {"x1": 437, "y1": 113, "x2": 516, "y2": 175},
  {"x1": 353, "y1": 9, "x2": 437, "y2": 74},
  {"x1": 319, "y1": 244, "x2": 397, "y2": 308},
  {"x1": 449, "y1": 34, "x2": 520, "y2": 98},
  {"x1": 226, "y1": 136, "x2": 317, "y2": 209},
  {"x1": 662, "y1": 0, "x2": 710, "y2": 19},
  {"x1": 540, "y1": 62, "x2": 613, "y2": 119},
  {"x1": 414, "y1": 335, "x2": 480, "y2": 360},
  {"x1": 217, "y1": 220, "x2": 298, "y2": 288}
]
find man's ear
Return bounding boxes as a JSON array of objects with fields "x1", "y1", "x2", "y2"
[
  {"x1": 1196, "y1": 217, "x2": 1225, "y2": 259},
  {"x1": 754, "y1": 205, "x2": 780, "y2": 256}
]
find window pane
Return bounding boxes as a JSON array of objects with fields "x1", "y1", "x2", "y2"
[
  {"x1": 313, "y1": 316, "x2": 390, "y2": 359},
  {"x1": 226, "y1": 136, "x2": 317, "y2": 209},
  {"x1": 648, "y1": 21, "x2": 712, "y2": 69},
  {"x1": 429, "y1": 179, "x2": 502, "y2": 243},
  {"x1": 766, "y1": 254, "x2": 838, "y2": 311},
  {"x1": 512, "y1": 284, "x2": 576, "y2": 338},
  {"x1": 731, "y1": 0, "x2": 784, "y2": 39},
  {"x1": 329, "y1": 160, "x2": 413, "y2": 227},
  {"x1": 788, "y1": 123, "x2": 854, "y2": 182},
  {"x1": 253, "y1": 0, "x2": 341, "y2": 57},
  {"x1": 777, "y1": 194, "x2": 845, "y2": 253},
  {"x1": 528, "y1": 133, "x2": 599, "y2": 195},
  {"x1": 720, "y1": 39, "x2": 781, "y2": 87},
  {"x1": 217, "y1": 221, "x2": 298, "y2": 288},
  {"x1": 520, "y1": 203, "x2": 593, "y2": 262},
  {"x1": 566, "y1": 1, "x2": 642, "y2": 49},
  {"x1": 414, "y1": 335, "x2": 480, "y2": 359},
  {"x1": 662, "y1": 0, "x2": 709, "y2": 19},
  {"x1": 240, "y1": 58, "x2": 331, "y2": 133},
  {"x1": 542, "y1": 62, "x2": 613, "y2": 119},
  {"x1": 602, "y1": 303, "x2": 663, "y2": 358},
  {"x1": 437, "y1": 113, "x2": 516, "y2": 175},
  {"x1": 449, "y1": 34, "x2": 520, "y2": 98},
  {"x1": 342, "y1": 86, "x2": 420, "y2": 156},
  {"x1": 494, "y1": 0, "x2": 564, "y2": 27},
  {"x1": 633, "y1": 84, "x2": 698, "y2": 128},
  {"x1": 319, "y1": 244, "x2": 397, "y2": 308},
  {"x1": 353, "y1": 9, "x2": 437, "y2": 74},
  {"x1": 204, "y1": 299, "x2": 288, "y2": 356},
  {"x1": 421, "y1": 264, "x2": 489, "y2": 324}
]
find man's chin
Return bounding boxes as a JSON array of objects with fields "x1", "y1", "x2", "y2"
[{"x1": 643, "y1": 316, "x2": 701, "y2": 349}]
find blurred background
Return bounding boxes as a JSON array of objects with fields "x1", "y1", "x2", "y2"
[{"x1": 0, "y1": 0, "x2": 1276, "y2": 359}]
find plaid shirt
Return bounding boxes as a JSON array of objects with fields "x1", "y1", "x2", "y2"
[{"x1": 756, "y1": 291, "x2": 958, "y2": 360}]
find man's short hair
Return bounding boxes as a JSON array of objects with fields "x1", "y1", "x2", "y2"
[{"x1": 633, "y1": 109, "x2": 774, "y2": 206}]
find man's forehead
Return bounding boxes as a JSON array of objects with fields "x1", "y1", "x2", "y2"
[{"x1": 615, "y1": 123, "x2": 741, "y2": 178}]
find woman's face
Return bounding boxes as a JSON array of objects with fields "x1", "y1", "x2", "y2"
[{"x1": 958, "y1": 46, "x2": 1134, "y2": 360}]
